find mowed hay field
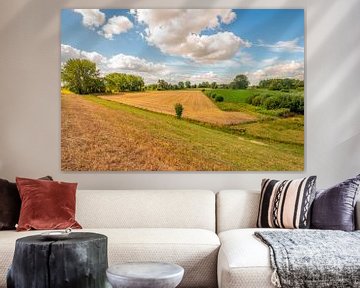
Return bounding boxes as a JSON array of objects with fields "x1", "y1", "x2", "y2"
[
  {"x1": 100, "y1": 90, "x2": 255, "y2": 125},
  {"x1": 61, "y1": 94, "x2": 304, "y2": 171}
]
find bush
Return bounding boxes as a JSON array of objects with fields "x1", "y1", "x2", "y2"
[
  {"x1": 201, "y1": 88, "x2": 206, "y2": 92},
  {"x1": 215, "y1": 96, "x2": 224, "y2": 102},
  {"x1": 174, "y1": 103, "x2": 184, "y2": 119},
  {"x1": 263, "y1": 97, "x2": 281, "y2": 110}
]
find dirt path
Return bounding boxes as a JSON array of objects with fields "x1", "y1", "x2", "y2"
[{"x1": 100, "y1": 90, "x2": 255, "y2": 125}]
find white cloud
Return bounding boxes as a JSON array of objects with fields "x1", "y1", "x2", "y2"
[
  {"x1": 257, "y1": 38, "x2": 304, "y2": 53},
  {"x1": 61, "y1": 44, "x2": 166, "y2": 76},
  {"x1": 100, "y1": 16, "x2": 133, "y2": 40},
  {"x1": 73, "y1": 9, "x2": 105, "y2": 29},
  {"x1": 132, "y1": 9, "x2": 247, "y2": 63},
  {"x1": 189, "y1": 71, "x2": 219, "y2": 82},
  {"x1": 246, "y1": 60, "x2": 304, "y2": 84},
  {"x1": 61, "y1": 44, "x2": 106, "y2": 66},
  {"x1": 107, "y1": 54, "x2": 165, "y2": 73}
]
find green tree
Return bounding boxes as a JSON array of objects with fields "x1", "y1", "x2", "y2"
[
  {"x1": 104, "y1": 73, "x2": 144, "y2": 92},
  {"x1": 185, "y1": 81, "x2": 191, "y2": 89},
  {"x1": 230, "y1": 74, "x2": 250, "y2": 89},
  {"x1": 157, "y1": 79, "x2": 169, "y2": 90},
  {"x1": 174, "y1": 103, "x2": 184, "y2": 119},
  {"x1": 178, "y1": 81, "x2": 185, "y2": 89},
  {"x1": 61, "y1": 59, "x2": 101, "y2": 94},
  {"x1": 211, "y1": 82, "x2": 218, "y2": 89}
]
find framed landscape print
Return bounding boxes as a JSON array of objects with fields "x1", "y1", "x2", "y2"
[{"x1": 61, "y1": 9, "x2": 304, "y2": 171}]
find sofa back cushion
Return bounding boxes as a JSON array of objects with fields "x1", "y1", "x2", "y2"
[
  {"x1": 76, "y1": 190, "x2": 216, "y2": 231},
  {"x1": 216, "y1": 190, "x2": 260, "y2": 233}
]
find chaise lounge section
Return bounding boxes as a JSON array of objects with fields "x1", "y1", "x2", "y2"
[{"x1": 216, "y1": 190, "x2": 360, "y2": 288}]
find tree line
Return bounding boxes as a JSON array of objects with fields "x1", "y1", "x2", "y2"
[
  {"x1": 61, "y1": 59, "x2": 145, "y2": 94},
  {"x1": 61, "y1": 58, "x2": 303, "y2": 95},
  {"x1": 258, "y1": 78, "x2": 304, "y2": 91}
]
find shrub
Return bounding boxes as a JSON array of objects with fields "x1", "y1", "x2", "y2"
[
  {"x1": 263, "y1": 97, "x2": 281, "y2": 110},
  {"x1": 251, "y1": 95, "x2": 263, "y2": 106},
  {"x1": 201, "y1": 88, "x2": 206, "y2": 92},
  {"x1": 215, "y1": 96, "x2": 224, "y2": 102},
  {"x1": 174, "y1": 103, "x2": 184, "y2": 119}
]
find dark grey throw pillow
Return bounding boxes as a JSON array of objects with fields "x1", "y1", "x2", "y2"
[
  {"x1": 311, "y1": 174, "x2": 360, "y2": 231},
  {"x1": 0, "y1": 176, "x2": 53, "y2": 230}
]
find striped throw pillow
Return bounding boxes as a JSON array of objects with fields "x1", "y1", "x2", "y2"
[{"x1": 257, "y1": 176, "x2": 317, "y2": 229}]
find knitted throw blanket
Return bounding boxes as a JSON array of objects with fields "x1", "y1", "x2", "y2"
[{"x1": 255, "y1": 230, "x2": 360, "y2": 288}]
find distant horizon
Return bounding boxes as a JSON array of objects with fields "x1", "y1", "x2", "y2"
[{"x1": 61, "y1": 9, "x2": 304, "y2": 85}]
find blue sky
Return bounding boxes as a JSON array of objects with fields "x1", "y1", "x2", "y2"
[{"x1": 61, "y1": 9, "x2": 304, "y2": 84}]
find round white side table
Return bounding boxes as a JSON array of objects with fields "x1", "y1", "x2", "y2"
[{"x1": 106, "y1": 262, "x2": 184, "y2": 288}]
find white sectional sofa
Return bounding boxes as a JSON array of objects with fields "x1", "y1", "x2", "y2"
[{"x1": 1, "y1": 189, "x2": 359, "y2": 288}]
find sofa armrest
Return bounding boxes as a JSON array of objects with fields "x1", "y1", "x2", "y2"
[{"x1": 356, "y1": 201, "x2": 360, "y2": 230}]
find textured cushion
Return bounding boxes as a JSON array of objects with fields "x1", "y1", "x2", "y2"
[
  {"x1": 311, "y1": 175, "x2": 360, "y2": 231},
  {"x1": 0, "y1": 228, "x2": 220, "y2": 288},
  {"x1": 16, "y1": 177, "x2": 81, "y2": 231},
  {"x1": 257, "y1": 177, "x2": 317, "y2": 229},
  {"x1": 218, "y1": 228, "x2": 277, "y2": 288},
  {"x1": 216, "y1": 190, "x2": 260, "y2": 233},
  {"x1": 0, "y1": 176, "x2": 52, "y2": 230},
  {"x1": 76, "y1": 190, "x2": 216, "y2": 231}
]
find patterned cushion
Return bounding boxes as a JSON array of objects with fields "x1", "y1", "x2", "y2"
[{"x1": 257, "y1": 176, "x2": 317, "y2": 229}]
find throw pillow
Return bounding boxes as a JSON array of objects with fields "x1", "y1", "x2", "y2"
[
  {"x1": 0, "y1": 176, "x2": 52, "y2": 230},
  {"x1": 311, "y1": 174, "x2": 360, "y2": 231},
  {"x1": 257, "y1": 176, "x2": 317, "y2": 229},
  {"x1": 16, "y1": 177, "x2": 82, "y2": 231}
]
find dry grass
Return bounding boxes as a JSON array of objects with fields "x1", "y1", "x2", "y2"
[
  {"x1": 100, "y1": 90, "x2": 255, "y2": 125},
  {"x1": 61, "y1": 94, "x2": 303, "y2": 171}
]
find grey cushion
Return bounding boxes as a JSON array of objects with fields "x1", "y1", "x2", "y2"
[{"x1": 311, "y1": 174, "x2": 360, "y2": 231}]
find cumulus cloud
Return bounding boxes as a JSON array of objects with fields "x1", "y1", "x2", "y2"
[
  {"x1": 257, "y1": 38, "x2": 304, "y2": 53},
  {"x1": 73, "y1": 9, "x2": 105, "y2": 29},
  {"x1": 246, "y1": 60, "x2": 304, "y2": 84},
  {"x1": 107, "y1": 54, "x2": 165, "y2": 73},
  {"x1": 100, "y1": 16, "x2": 133, "y2": 40},
  {"x1": 132, "y1": 9, "x2": 247, "y2": 63},
  {"x1": 61, "y1": 44, "x2": 106, "y2": 66},
  {"x1": 189, "y1": 71, "x2": 219, "y2": 82},
  {"x1": 61, "y1": 44, "x2": 166, "y2": 75}
]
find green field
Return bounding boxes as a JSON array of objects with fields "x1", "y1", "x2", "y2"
[
  {"x1": 206, "y1": 88, "x2": 255, "y2": 103},
  {"x1": 206, "y1": 88, "x2": 303, "y2": 103},
  {"x1": 201, "y1": 87, "x2": 304, "y2": 146}
]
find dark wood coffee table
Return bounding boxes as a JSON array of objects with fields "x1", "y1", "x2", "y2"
[{"x1": 7, "y1": 232, "x2": 108, "y2": 288}]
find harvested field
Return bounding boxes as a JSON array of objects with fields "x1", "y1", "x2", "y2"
[
  {"x1": 61, "y1": 94, "x2": 303, "y2": 171},
  {"x1": 100, "y1": 90, "x2": 255, "y2": 125}
]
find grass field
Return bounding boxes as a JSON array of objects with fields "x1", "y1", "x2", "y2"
[
  {"x1": 61, "y1": 93, "x2": 304, "y2": 171},
  {"x1": 100, "y1": 91, "x2": 256, "y2": 125},
  {"x1": 207, "y1": 88, "x2": 303, "y2": 104}
]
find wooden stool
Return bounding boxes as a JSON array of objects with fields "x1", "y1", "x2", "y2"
[{"x1": 7, "y1": 232, "x2": 108, "y2": 288}]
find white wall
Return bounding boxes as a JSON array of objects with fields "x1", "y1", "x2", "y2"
[{"x1": 1, "y1": 0, "x2": 359, "y2": 190}]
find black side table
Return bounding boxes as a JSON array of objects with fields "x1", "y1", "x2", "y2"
[{"x1": 7, "y1": 232, "x2": 108, "y2": 288}]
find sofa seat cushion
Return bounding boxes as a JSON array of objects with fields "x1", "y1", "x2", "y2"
[
  {"x1": 218, "y1": 228, "x2": 282, "y2": 288},
  {"x1": 0, "y1": 228, "x2": 220, "y2": 288}
]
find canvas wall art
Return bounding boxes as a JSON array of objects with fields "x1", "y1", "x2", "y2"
[{"x1": 61, "y1": 9, "x2": 304, "y2": 171}]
